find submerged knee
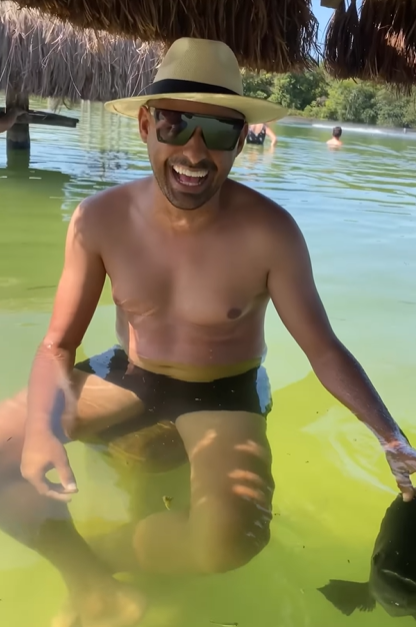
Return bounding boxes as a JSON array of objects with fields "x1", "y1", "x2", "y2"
[
  {"x1": 194, "y1": 506, "x2": 272, "y2": 574},
  {"x1": 197, "y1": 523, "x2": 271, "y2": 574}
]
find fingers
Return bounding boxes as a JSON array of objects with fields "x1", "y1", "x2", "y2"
[
  {"x1": 56, "y1": 454, "x2": 78, "y2": 495},
  {"x1": 20, "y1": 470, "x2": 74, "y2": 502},
  {"x1": 394, "y1": 471, "x2": 415, "y2": 502},
  {"x1": 45, "y1": 487, "x2": 74, "y2": 503},
  {"x1": 21, "y1": 450, "x2": 77, "y2": 501}
]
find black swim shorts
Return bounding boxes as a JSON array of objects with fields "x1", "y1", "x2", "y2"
[{"x1": 75, "y1": 346, "x2": 272, "y2": 440}]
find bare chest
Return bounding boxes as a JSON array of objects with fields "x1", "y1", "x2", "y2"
[{"x1": 103, "y1": 233, "x2": 268, "y2": 325}]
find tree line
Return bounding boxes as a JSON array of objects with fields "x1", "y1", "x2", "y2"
[{"x1": 242, "y1": 67, "x2": 416, "y2": 128}]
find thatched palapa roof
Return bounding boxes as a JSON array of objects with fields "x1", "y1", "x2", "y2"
[
  {"x1": 5, "y1": 0, "x2": 416, "y2": 88},
  {"x1": 0, "y1": 2, "x2": 159, "y2": 103},
  {"x1": 324, "y1": 0, "x2": 416, "y2": 87},
  {"x1": 3, "y1": 0, "x2": 320, "y2": 74}
]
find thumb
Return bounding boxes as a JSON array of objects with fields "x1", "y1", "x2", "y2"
[
  {"x1": 395, "y1": 471, "x2": 414, "y2": 502},
  {"x1": 402, "y1": 488, "x2": 415, "y2": 503},
  {"x1": 56, "y1": 452, "x2": 77, "y2": 493}
]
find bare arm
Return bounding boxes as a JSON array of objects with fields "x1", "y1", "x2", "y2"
[
  {"x1": 0, "y1": 109, "x2": 23, "y2": 133},
  {"x1": 26, "y1": 202, "x2": 106, "y2": 438},
  {"x1": 266, "y1": 209, "x2": 402, "y2": 445},
  {"x1": 265, "y1": 125, "x2": 277, "y2": 147}
]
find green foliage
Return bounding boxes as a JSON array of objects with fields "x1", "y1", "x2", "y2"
[
  {"x1": 270, "y1": 68, "x2": 329, "y2": 111},
  {"x1": 242, "y1": 67, "x2": 416, "y2": 128},
  {"x1": 375, "y1": 88, "x2": 416, "y2": 128},
  {"x1": 322, "y1": 81, "x2": 378, "y2": 124},
  {"x1": 241, "y1": 69, "x2": 275, "y2": 100}
]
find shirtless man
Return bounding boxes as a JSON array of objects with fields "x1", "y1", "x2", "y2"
[
  {"x1": 0, "y1": 38, "x2": 415, "y2": 627},
  {"x1": 327, "y1": 126, "x2": 343, "y2": 148}
]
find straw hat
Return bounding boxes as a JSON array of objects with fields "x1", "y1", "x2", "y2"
[{"x1": 105, "y1": 38, "x2": 287, "y2": 124}]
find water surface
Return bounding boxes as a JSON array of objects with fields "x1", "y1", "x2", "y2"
[{"x1": 1, "y1": 101, "x2": 416, "y2": 627}]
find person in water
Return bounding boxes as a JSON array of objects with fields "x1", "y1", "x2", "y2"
[
  {"x1": 0, "y1": 37, "x2": 415, "y2": 627},
  {"x1": 247, "y1": 122, "x2": 277, "y2": 147},
  {"x1": 327, "y1": 126, "x2": 343, "y2": 148}
]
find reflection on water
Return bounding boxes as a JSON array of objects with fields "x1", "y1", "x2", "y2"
[{"x1": 0, "y1": 101, "x2": 416, "y2": 627}]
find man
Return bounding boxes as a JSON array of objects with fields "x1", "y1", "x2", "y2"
[
  {"x1": 327, "y1": 125, "x2": 343, "y2": 148},
  {"x1": 0, "y1": 37, "x2": 415, "y2": 627}
]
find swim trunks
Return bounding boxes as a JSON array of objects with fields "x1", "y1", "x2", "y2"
[
  {"x1": 246, "y1": 125, "x2": 266, "y2": 145},
  {"x1": 75, "y1": 346, "x2": 272, "y2": 441}
]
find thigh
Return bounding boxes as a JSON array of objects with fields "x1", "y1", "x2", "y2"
[
  {"x1": 68, "y1": 369, "x2": 145, "y2": 440},
  {"x1": 176, "y1": 410, "x2": 274, "y2": 545},
  {"x1": 0, "y1": 370, "x2": 144, "y2": 442},
  {"x1": 68, "y1": 346, "x2": 146, "y2": 439},
  {"x1": 0, "y1": 347, "x2": 145, "y2": 446}
]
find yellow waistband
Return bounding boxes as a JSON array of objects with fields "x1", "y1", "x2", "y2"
[{"x1": 131, "y1": 355, "x2": 262, "y2": 383}]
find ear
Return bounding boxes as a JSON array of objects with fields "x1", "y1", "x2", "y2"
[
  {"x1": 138, "y1": 106, "x2": 151, "y2": 144},
  {"x1": 235, "y1": 123, "x2": 248, "y2": 156}
]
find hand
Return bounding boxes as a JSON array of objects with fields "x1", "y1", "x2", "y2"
[
  {"x1": 7, "y1": 107, "x2": 25, "y2": 118},
  {"x1": 21, "y1": 430, "x2": 78, "y2": 502},
  {"x1": 384, "y1": 438, "x2": 416, "y2": 502}
]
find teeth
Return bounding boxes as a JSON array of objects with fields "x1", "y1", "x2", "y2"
[{"x1": 173, "y1": 165, "x2": 208, "y2": 178}]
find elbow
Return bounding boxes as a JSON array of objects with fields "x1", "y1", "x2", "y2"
[{"x1": 307, "y1": 337, "x2": 349, "y2": 376}]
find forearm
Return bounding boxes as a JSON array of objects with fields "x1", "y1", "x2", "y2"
[
  {"x1": 26, "y1": 342, "x2": 76, "y2": 436},
  {"x1": 0, "y1": 111, "x2": 20, "y2": 133},
  {"x1": 266, "y1": 129, "x2": 277, "y2": 146},
  {"x1": 310, "y1": 341, "x2": 404, "y2": 445}
]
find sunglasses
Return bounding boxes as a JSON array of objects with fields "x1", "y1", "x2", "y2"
[{"x1": 149, "y1": 106, "x2": 245, "y2": 151}]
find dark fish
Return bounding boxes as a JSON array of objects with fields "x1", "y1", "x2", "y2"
[{"x1": 319, "y1": 494, "x2": 416, "y2": 619}]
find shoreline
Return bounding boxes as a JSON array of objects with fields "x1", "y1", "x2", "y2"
[
  {"x1": 277, "y1": 113, "x2": 416, "y2": 135},
  {"x1": 279, "y1": 115, "x2": 416, "y2": 137}
]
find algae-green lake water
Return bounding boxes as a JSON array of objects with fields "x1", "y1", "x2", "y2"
[{"x1": 1, "y1": 101, "x2": 416, "y2": 627}]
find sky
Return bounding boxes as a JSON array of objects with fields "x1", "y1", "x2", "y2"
[{"x1": 312, "y1": 0, "x2": 333, "y2": 43}]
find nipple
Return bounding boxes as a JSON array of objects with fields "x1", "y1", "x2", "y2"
[{"x1": 227, "y1": 308, "x2": 242, "y2": 320}]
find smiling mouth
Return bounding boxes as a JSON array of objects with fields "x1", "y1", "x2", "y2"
[{"x1": 171, "y1": 164, "x2": 209, "y2": 188}]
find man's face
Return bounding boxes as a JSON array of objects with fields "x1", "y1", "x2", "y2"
[{"x1": 139, "y1": 99, "x2": 247, "y2": 210}]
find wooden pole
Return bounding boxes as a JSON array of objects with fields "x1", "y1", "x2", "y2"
[
  {"x1": 6, "y1": 91, "x2": 30, "y2": 152},
  {"x1": 6, "y1": 146, "x2": 30, "y2": 171}
]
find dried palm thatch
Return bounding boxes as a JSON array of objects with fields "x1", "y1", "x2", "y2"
[
  {"x1": 4, "y1": 0, "x2": 320, "y2": 73},
  {"x1": 0, "y1": 1, "x2": 160, "y2": 103},
  {"x1": 359, "y1": 0, "x2": 416, "y2": 85},
  {"x1": 324, "y1": 0, "x2": 416, "y2": 88},
  {"x1": 324, "y1": 0, "x2": 360, "y2": 79}
]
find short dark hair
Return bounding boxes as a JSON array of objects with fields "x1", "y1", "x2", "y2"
[{"x1": 333, "y1": 126, "x2": 342, "y2": 139}]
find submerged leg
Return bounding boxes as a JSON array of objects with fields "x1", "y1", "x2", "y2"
[
  {"x1": 95, "y1": 410, "x2": 274, "y2": 575},
  {"x1": 0, "y1": 372, "x2": 147, "y2": 627}
]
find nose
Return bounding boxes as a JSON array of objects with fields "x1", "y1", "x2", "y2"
[{"x1": 181, "y1": 127, "x2": 210, "y2": 164}]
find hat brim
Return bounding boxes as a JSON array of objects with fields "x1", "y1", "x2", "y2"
[{"x1": 105, "y1": 93, "x2": 287, "y2": 125}]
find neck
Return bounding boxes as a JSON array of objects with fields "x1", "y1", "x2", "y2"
[{"x1": 148, "y1": 176, "x2": 222, "y2": 232}]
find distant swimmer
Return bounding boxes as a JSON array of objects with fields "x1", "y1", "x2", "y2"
[
  {"x1": 247, "y1": 123, "x2": 277, "y2": 147},
  {"x1": 327, "y1": 126, "x2": 343, "y2": 148}
]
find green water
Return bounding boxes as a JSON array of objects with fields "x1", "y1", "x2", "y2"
[{"x1": 1, "y1": 101, "x2": 416, "y2": 627}]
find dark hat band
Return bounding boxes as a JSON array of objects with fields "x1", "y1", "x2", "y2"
[{"x1": 148, "y1": 78, "x2": 239, "y2": 96}]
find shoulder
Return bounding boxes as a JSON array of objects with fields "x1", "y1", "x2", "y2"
[
  {"x1": 226, "y1": 180, "x2": 301, "y2": 234},
  {"x1": 78, "y1": 178, "x2": 148, "y2": 219},
  {"x1": 225, "y1": 180, "x2": 307, "y2": 260},
  {"x1": 66, "y1": 178, "x2": 150, "y2": 253},
  {"x1": 69, "y1": 178, "x2": 150, "y2": 239}
]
